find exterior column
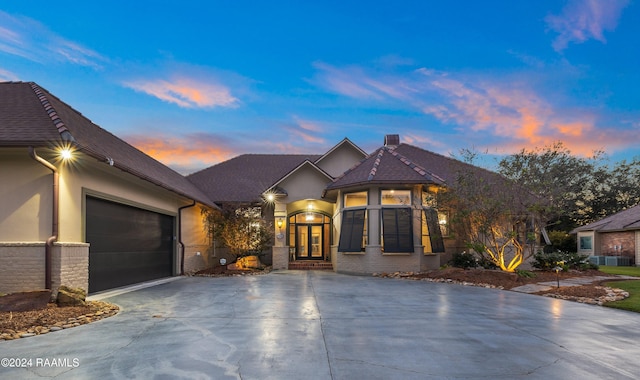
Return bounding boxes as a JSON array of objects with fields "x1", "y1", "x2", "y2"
[{"x1": 272, "y1": 201, "x2": 289, "y2": 270}]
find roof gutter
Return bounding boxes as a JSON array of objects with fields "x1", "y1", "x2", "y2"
[
  {"x1": 178, "y1": 200, "x2": 197, "y2": 275},
  {"x1": 29, "y1": 147, "x2": 57, "y2": 290}
]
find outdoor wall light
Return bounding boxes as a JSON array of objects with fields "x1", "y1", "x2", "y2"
[
  {"x1": 59, "y1": 147, "x2": 73, "y2": 161},
  {"x1": 277, "y1": 218, "x2": 284, "y2": 230}
]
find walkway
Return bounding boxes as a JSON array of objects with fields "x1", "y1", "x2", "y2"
[{"x1": 2, "y1": 271, "x2": 640, "y2": 379}]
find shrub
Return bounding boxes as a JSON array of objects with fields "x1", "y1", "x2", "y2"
[
  {"x1": 532, "y1": 250, "x2": 590, "y2": 271},
  {"x1": 547, "y1": 230, "x2": 577, "y2": 253},
  {"x1": 450, "y1": 251, "x2": 478, "y2": 269}
]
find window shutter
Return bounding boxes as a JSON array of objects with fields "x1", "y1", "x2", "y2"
[
  {"x1": 423, "y1": 208, "x2": 445, "y2": 253},
  {"x1": 338, "y1": 209, "x2": 366, "y2": 252},
  {"x1": 382, "y1": 208, "x2": 413, "y2": 253}
]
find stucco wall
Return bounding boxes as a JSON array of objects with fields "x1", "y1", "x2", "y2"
[
  {"x1": 180, "y1": 205, "x2": 213, "y2": 273},
  {"x1": 1, "y1": 147, "x2": 210, "y2": 292},
  {"x1": 315, "y1": 142, "x2": 366, "y2": 178},
  {"x1": 0, "y1": 149, "x2": 52, "y2": 242}
]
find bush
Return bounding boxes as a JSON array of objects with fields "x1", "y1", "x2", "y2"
[
  {"x1": 450, "y1": 251, "x2": 478, "y2": 269},
  {"x1": 547, "y1": 230, "x2": 577, "y2": 253},
  {"x1": 532, "y1": 250, "x2": 590, "y2": 271}
]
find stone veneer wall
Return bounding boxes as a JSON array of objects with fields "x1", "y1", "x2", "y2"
[
  {"x1": 0, "y1": 242, "x2": 89, "y2": 296},
  {"x1": 333, "y1": 245, "x2": 437, "y2": 274},
  {"x1": 51, "y1": 243, "x2": 90, "y2": 297},
  {"x1": 0, "y1": 243, "x2": 46, "y2": 293}
]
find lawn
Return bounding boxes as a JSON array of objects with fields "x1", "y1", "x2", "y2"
[
  {"x1": 600, "y1": 266, "x2": 640, "y2": 312},
  {"x1": 599, "y1": 265, "x2": 640, "y2": 277}
]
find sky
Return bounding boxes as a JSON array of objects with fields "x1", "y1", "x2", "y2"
[{"x1": 1, "y1": 0, "x2": 639, "y2": 174}]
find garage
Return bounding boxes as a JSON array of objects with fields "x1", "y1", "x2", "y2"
[{"x1": 86, "y1": 196, "x2": 175, "y2": 293}]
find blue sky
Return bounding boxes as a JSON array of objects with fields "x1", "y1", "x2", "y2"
[{"x1": 1, "y1": 1, "x2": 638, "y2": 174}]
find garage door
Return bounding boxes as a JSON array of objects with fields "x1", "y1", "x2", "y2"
[{"x1": 86, "y1": 196, "x2": 174, "y2": 293}]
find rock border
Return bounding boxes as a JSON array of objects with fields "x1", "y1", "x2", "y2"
[
  {"x1": 0, "y1": 301, "x2": 119, "y2": 341},
  {"x1": 373, "y1": 271, "x2": 630, "y2": 305}
]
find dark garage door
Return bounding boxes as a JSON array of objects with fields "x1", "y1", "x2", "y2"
[{"x1": 86, "y1": 196, "x2": 174, "y2": 293}]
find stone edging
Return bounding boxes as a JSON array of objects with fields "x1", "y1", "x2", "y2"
[
  {"x1": 373, "y1": 272, "x2": 630, "y2": 305},
  {"x1": 542, "y1": 286, "x2": 629, "y2": 305}
]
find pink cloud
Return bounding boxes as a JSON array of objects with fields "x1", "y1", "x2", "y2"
[
  {"x1": 285, "y1": 117, "x2": 327, "y2": 144},
  {"x1": 124, "y1": 76, "x2": 239, "y2": 109},
  {"x1": 123, "y1": 133, "x2": 238, "y2": 174},
  {"x1": 546, "y1": 0, "x2": 629, "y2": 52}
]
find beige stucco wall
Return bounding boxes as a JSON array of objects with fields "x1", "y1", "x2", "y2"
[
  {"x1": 278, "y1": 163, "x2": 332, "y2": 202},
  {"x1": 315, "y1": 142, "x2": 366, "y2": 178},
  {"x1": 0, "y1": 149, "x2": 52, "y2": 241},
  {"x1": 0, "y1": 147, "x2": 211, "y2": 292},
  {"x1": 180, "y1": 204, "x2": 213, "y2": 273}
]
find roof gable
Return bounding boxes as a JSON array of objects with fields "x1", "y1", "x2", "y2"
[
  {"x1": 0, "y1": 82, "x2": 216, "y2": 207},
  {"x1": 265, "y1": 160, "x2": 333, "y2": 194}
]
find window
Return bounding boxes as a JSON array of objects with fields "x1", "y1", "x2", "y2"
[
  {"x1": 381, "y1": 190, "x2": 411, "y2": 205},
  {"x1": 338, "y1": 209, "x2": 366, "y2": 252},
  {"x1": 422, "y1": 208, "x2": 445, "y2": 253},
  {"x1": 381, "y1": 208, "x2": 413, "y2": 252},
  {"x1": 579, "y1": 236, "x2": 593, "y2": 250},
  {"x1": 344, "y1": 191, "x2": 367, "y2": 207}
]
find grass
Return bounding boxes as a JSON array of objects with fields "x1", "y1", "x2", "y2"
[
  {"x1": 603, "y1": 280, "x2": 640, "y2": 313},
  {"x1": 598, "y1": 265, "x2": 640, "y2": 277},
  {"x1": 599, "y1": 266, "x2": 640, "y2": 312}
]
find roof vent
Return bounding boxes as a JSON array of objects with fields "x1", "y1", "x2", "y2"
[{"x1": 384, "y1": 134, "x2": 400, "y2": 147}]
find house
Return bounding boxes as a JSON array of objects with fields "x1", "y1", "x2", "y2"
[
  {"x1": 571, "y1": 204, "x2": 640, "y2": 266},
  {"x1": 189, "y1": 134, "x2": 508, "y2": 274},
  {"x1": 0, "y1": 82, "x2": 219, "y2": 295},
  {"x1": 1, "y1": 80, "x2": 530, "y2": 296}
]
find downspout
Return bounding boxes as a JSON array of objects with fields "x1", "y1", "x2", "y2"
[
  {"x1": 178, "y1": 200, "x2": 197, "y2": 275},
  {"x1": 29, "y1": 147, "x2": 58, "y2": 290}
]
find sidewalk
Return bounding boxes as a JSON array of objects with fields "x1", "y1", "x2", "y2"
[{"x1": 511, "y1": 275, "x2": 637, "y2": 293}]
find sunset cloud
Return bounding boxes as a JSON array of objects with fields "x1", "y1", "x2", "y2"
[
  {"x1": 311, "y1": 61, "x2": 639, "y2": 157},
  {"x1": 124, "y1": 76, "x2": 239, "y2": 109},
  {"x1": 0, "y1": 10, "x2": 105, "y2": 67},
  {"x1": 287, "y1": 116, "x2": 327, "y2": 144},
  {"x1": 123, "y1": 132, "x2": 239, "y2": 174},
  {"x1": 546, "y1": 0, "x2": 629, "y2": 52}
]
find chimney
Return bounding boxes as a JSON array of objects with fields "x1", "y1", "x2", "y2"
[{"x1": 384, "y1": 134, "x2": 400, "y2": 147}]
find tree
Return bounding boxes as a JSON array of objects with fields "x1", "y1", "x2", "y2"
[
  {"x1": 497, "y1": 143, "x2": 640, "y2": 232},
  {"x1": 202, "y1": 204, "x2": 274, "y2": 260},
  {"x1": 497, "y1": 142, "x2": 602, "y2": 231},
  {"x1": 442, "y1": 149, "x2": 545, "y2": 272}
]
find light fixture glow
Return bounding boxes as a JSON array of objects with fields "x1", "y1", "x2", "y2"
[{"x1": 60, "y1": 148, "x2": 73, "y2": 160}]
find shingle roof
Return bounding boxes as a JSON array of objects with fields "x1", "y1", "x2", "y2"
[
  {"x1": 0, "y1": 81, "x2": 216, "y2": 207},
  {"x1": 326, "y1": 143, "x2": 502, "y2": 190},
  {"x1": 187, "y1": 154, "x2": 322, "y2": 203},
  {"x1": 572, "y1": 204, "x2": 640, "y2": 233}
]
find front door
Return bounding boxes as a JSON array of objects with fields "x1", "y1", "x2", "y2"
[{"x1": 296, "y1": 224, "x2": 324, "y2": 260}]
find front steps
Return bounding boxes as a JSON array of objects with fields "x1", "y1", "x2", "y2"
[{"x1": 288, "y1": 261, "x2": 334, "y2": 270}]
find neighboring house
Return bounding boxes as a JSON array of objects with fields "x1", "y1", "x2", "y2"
[
  {"x1": 0, "y1": 82, "x2": 219, "y2": 295},
  {"x1": 571, "y1": 204, "x2": 640, "y2": 266}
]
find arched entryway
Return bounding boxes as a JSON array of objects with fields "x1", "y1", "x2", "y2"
[{"x1": 288, "y1": 211, "x2": 331, "y2": 261}]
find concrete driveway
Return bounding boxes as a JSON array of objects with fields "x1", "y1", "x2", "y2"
[{"x1": 2, "y1": 271, "x2": 640, "y2": 379}]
